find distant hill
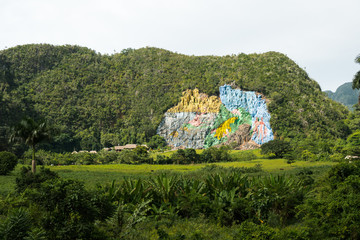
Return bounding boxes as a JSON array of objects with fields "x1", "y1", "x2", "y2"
[
  {"x1": 0, "y1": 44, "x2": 349, "y2": 152},
  {"x1": 325, "y1": 82, "x2": 359, "y2": 110}
]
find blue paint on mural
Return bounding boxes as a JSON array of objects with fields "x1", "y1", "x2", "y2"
[{"x1": 219, "y1": 85, "x2": 274, "y2": 144}]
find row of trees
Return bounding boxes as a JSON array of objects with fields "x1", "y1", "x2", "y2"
[{"x1": 4, "y1": 116, "x2": 360, "y2": 174}]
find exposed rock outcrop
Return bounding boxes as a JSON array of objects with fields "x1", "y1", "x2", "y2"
[{"x1": 221, "y1": 123, "x2": 252, "y2": 147}]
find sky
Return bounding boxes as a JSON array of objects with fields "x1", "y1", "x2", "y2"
[{"x1": 1, "y1": 0, "x2": 360, "y2": 91}]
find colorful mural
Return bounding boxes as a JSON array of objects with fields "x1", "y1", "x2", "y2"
[
  {"x1": 157, "y1": 85, "x2": 274, "y2": 149},
  {"x1": 203, "y1": 105, "x2": 252, "y2": 148},
  {"x1": 219, "y1": 85, "x2": 274, "y2": 145}
]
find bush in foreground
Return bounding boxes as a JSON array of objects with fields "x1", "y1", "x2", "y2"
[{"x1": 0, "y1": 151, "x2": 18, "y2": 175}]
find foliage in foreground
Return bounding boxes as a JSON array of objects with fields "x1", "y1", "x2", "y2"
[
  {"x1": 0, "y1": 164, "x2": 310, "y2": 239},
  {"x1": 0, "y1": 151, "x2": 17, "y2": 175},
  {"x1": 1, "y1": 159, "x2": 360, "y2": 239}
]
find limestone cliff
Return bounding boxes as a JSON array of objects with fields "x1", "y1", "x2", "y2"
[{"x1": 157, "y1": 85, "x2": 274, "y2": 149}]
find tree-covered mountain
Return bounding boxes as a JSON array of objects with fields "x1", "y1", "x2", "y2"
[
  {"x1": 325, "y1": 82, "x2": 359, "y2": 110},
  {"x1": 0, "y1": 44, "x2": 349, "y2": 153}
]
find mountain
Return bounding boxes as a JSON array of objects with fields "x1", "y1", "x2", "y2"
[
  {"x1": 325, "y1": 82, "x2": 359, "y2": 110},
  {"x1": 0, "y1": 44, "x2": 349, "y2": 152}
]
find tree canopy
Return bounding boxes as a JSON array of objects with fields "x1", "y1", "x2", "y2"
[
  {"x1": 10, "y1": 117, "x2": 53, "y2": 173},
  {"x1": 352, "y1": 55, "x2": 360, "y2": 104}
]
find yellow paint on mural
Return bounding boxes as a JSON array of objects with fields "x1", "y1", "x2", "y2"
[
  {"x1": 170, "y1": 131, "x2": 179, "y2": 138},
  {"x1": 182, "y1": 126, "x2": 189, "y2": 132},
  {"x1": 168, "y1": 88, "x2": 221, "y2": 113},
  {"x1": 214, "y1": 117, "x2": 238, "y2": 140}
]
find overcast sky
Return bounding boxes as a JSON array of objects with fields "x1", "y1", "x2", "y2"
[{"x1": 1, "y1": 0, "x2": 360, "y2": 91}]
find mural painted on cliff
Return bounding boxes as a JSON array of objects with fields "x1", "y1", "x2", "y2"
[
  {"x1": 219, "y1": 85, "x2": 274, "y2": 145},
  {"x1": 203, "y1": 105, "x2": 252, "y2": 148},
  {"x1": 157, "y1": 85, "x2": 274, "y2": 149}
]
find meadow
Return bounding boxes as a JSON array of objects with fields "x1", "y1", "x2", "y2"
[{"x1": 0, "y1": 156, "x2": 336, "y2": 195}]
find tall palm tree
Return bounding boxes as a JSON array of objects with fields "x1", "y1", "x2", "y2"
[
  {"x1": 10, "y1": 117, "x2": 52, "y2": 174},
  {"x1": 352, "y1": 55, "x2": 360, "y2": 105}
]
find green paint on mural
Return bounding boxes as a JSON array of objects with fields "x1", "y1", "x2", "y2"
[{"x1": 203, "y1": 105, "x2": 252, "y2": 148}]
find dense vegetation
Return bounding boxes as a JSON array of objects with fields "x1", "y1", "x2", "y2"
[
  {"x1": 15, "y1": 146, "x2": 233, "y2": 166},
  {"x1": 0, "y1": 160, "x2": 360, "y2": 239},
  {"x1": 0, "y1": 44, "x2": 349, "y2": 155},
  {"x1": 1, "y1": 44, "x2": 360, "y2": 239}
]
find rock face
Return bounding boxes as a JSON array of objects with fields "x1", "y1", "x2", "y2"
[
  {"x1": 221, "y1": 124, "x2": 252, "y2": 147},
  {"x1": 157, "y1": 85, "x2": 274, "y2": 149}
]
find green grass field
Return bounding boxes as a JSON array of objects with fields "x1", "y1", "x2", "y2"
[{"x1": 0, "y1": 158, "x2": 336, "y2": 196}]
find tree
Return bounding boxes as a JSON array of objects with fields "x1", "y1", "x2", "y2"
[
  {"x1": 343, "y1": 130, "x2": 360, "y2": 156},
  {"x1": 10, "y1": 117, "x2": 53, "y2": 174},
  {"x1": 147, "y1": 135, "x2": 166, "y2": 149},
  {"x1": 184, "y1": 148, "x2": 199, "y2": 164},
  {"x1": 261, "y1": 139, "x2": 292, "y2": 158},
  {"x1": 171, "y1": 149, "x2": 186, "y2": 164},
  {"x1": 352, "y1": 55, "x2": 360, "y2": 104}
]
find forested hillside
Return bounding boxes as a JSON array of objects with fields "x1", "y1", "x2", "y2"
[
  {"x1": 325, "y1": 82, "x2": 359, "y2": 110},
  {"x1": 0, "y1": 44, "x2": 349, "y2": 153}
]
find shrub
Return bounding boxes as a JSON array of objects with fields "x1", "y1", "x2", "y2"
[
  {"x1": 233, "y1": 150, "x2": 258, "y2": 161},
  {"x1": 296, "y1": 168, "x2": 315, "y2": 186},
  {"x1": 300, "y1": 175, "x2": 360, "y2": 239},
  {"x1": 147, "y1": 135, "x2": 167, "y2": 149},
  {"x1": 300, "y1": 150, "x2": 316, "y2": 161},
  {"x1": 200, "y1": 147, "x2": 231, "y2": 163},
  {"x1": 15, "y1": 166, "x2": 59, "y2": 193},
  {"x1": 343, "y1": 130, "x2": 360, "y2": 155},
  {"x1": 184, "y1": 148, "x2": 199, "y2": 164},
  {"x1": 73, "y1": 152, "x2": 97, "y2": 165},
  {"x1": 327, "y1": 161, "x2": 360, "y2": 188},
  {"x1": 26, "y1": 178, "x2": 114, "y2": 240},
  {"x1": 155, "y1": 155, "x2": 172, "y2": 164},
  {"x1": 170, "y1": 149, "x2": 186, "y2": 164},
  {"x1": 194, "y1": 164, "x2": 263, "y2": 177},
  {"x1": 261, "y1": 139, "x2": 292, "y2": 158},
  {"x1": 117, "y1": 149, "x2": 153, "y2": 164},
  {"x1": 0, "y1": 208, "x2": 32, "y2": 240},
  {"x1": 0, "y1": 151, "x2": 18, "y2": 175},
  {"x1": 235, "y1": 221, "x2": 276, "y2": 239},
  {"x1": 97, "y1": 150, "x2": 119, "y2": 164}
]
